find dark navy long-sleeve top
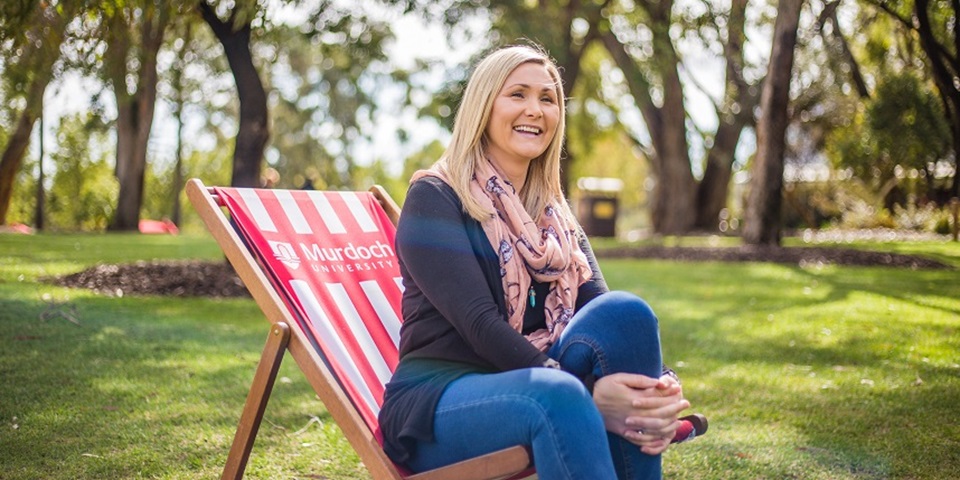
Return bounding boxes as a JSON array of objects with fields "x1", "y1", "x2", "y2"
[{"x1": 378, "y1": 176, "x2": 607, "y2": 464}]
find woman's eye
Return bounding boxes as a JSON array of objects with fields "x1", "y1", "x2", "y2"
[
  {"x1": 511, "y1": 92, "x2": 524, "y2": 98},
  {"x1": 541, "y1": 96, "x2": 554, "y2": 103}
]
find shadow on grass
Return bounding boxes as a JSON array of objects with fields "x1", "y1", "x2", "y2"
[
  {"x1": 603, "y1": 259, "x2": 960, "y2": 479},
  {"x1": 0, "y1": 292, "x2": 349, "y2": 478}
]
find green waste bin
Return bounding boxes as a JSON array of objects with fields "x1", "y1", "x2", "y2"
[{"x1": 576, "y1": 177, "x2": 623, "y2": 237}]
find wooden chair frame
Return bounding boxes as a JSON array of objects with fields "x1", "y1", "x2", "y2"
[{"x1": 186, "y1": 179, "x2": 531, "y2": 480}]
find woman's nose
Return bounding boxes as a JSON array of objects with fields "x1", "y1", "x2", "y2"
[{"x1": 524, "y1": 98, "x2": 543, "y2": 118}]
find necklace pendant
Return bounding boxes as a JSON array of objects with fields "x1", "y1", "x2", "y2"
[{"x1": 529, "y1": 284, "x2": 536, "y2": 307}]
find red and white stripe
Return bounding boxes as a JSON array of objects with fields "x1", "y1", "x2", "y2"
[{"x1": 216, "y1": 186, "x2": 403, "y2": 430}]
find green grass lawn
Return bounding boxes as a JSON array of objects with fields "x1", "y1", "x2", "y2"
[{"x1": 1, "y1": 233, "x2": 959, "y2": 479}]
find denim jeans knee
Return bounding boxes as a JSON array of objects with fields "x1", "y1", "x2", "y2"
[{"x1": 551, "y1": 290, "x2": 663, "y2": 379}]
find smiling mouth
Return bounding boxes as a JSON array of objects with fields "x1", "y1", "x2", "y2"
[{"x1": 513, "y1": 125, "x2": 542, "y2": 135}]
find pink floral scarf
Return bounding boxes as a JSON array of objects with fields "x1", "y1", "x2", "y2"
[{"x1": 413, "y1": 159, "x2": 592, "y2": 351}]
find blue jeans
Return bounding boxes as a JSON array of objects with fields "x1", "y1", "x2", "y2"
[{"x1": 406, "y1": 291, "x2": 664, "y2": 480}]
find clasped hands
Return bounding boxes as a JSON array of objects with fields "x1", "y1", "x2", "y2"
[{"x1": 592, "y1": 373, "x2": 690, "y2": 455}]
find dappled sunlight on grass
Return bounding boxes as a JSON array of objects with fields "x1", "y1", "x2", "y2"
[
  {"x1": 0, "y1": 240, "x2": 358, "y2": 478},
  {"x1": 603, "y1": 255, "x2": 960, "y2": 479}
]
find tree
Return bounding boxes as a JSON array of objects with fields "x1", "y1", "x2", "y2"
[
  {"x1": 168, "y1": 21, "x2": 193, "y2": 227},
  {"x1": 46, "y1": 114, "x2": 117, "y2": 231},
  {"x1": 600, "y1": 0, "x2": 762, "y2": 234},
  {"x1": 743, "y1": 0, "x2": 805, "y2": 246},
  {"x1": 692, "y1": 0, "x2": 760, "y2": 229},
  {"x1": 102, "y1": 0, "x2": 174, "y2": 230},
  {"x1": 867, "y1": 0, "x2": 960, "y2": 198},
  {"x1": 155, "y1": 9, "x2": 234, "y2": 223},
  {"x1": 826, "y1": 72, "x2": 950, "y2": 204},
  {"x1": 198, "y1": 0, "x2": 268, "y2": 188},
  {"x1": 262, "y1": 12, "x2": 393, "y2": 190},
  {"x1": 0, "y1": 2, "x2": 71, "y2": 225}
]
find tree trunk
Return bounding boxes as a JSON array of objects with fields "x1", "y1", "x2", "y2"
[
  {"x1": 913, "y1": 0, "x2": 960, "y2": 197},
  {"x1": 0, "y1": 4, "x2": 64, "y2": 225},
  {"x1": 650, "y1": 108, "x2": 697, "y2": 235},
  {"x1": 554, "y1": 0, "x2": 610, "y2": 195},
  {"x1": 110, "y1": 100, "x2": 150, "y2": 231},
  {"x1": 0, "y1": 86, "x2": 45, "y2": 224},
  {"x1": 696, "y1": 120, "x2": 747, "y2": 229},
  {"x1": 35, "y1": 112, "x2": 45, "y2": 230},
  {"x1": 743, "y1": 0, "x2": 804, "y2": 246},
  {"x1": 695, "y1": 0, "x2": 754, "y2": 230},
  {"x1": 819, "y1": 0, "x2": 870, "y2": 99},
  {"x1": 600, "y1": 4, "x2": 696, "y2": 235},
  {"x1": 172, "y1": 102, "x2": 184, "y2": 227},
  {"x1": 171, "y1": 22, "x2": 191, "y2": 227},
  {"x1": 636, "y1": 3, "x2": 696, "y2": 234},
  {"x1": 107, "y1": 3, "x2": 168, "y2": 231},
  {"x1": 199, "y1": 2, "x2": 269, "y2": 188},
  {"x1": 950, "y1": 119, "x2": 960, "y2": 198}
]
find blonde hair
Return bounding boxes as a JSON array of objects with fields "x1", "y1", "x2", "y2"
[{"x1": 435, "y1": 44, "x2": 575, "y2": 225}]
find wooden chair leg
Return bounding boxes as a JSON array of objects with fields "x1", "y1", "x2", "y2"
[{"x1": 222, "y1": 322, "x2": 291, "y2": 480}]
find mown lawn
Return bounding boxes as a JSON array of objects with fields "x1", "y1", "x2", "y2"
[{"x1": 1, "y1": 233, "x2": 958, "y2": 479}]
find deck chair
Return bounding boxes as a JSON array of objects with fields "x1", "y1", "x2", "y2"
[{"x1": 185, "y1": 179, "x2": 533, "y2": 480}]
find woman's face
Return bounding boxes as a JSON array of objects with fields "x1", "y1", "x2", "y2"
[{"x1": 484, "y1": 62, "x2": 560, "y2": 173}]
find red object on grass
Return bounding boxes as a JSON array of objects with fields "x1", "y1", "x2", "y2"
[
  {"x1": 138, "y1": 219, "x2": 179, "y2": 235},
  {"x1": 0, "y1": 223, "x2": 34, "y2": 234}
]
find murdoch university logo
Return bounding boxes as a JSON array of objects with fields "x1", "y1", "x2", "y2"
[{"x1": 268, "y1": 240, "x2": 301, "y2": 270}]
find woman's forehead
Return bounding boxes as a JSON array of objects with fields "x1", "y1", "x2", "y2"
[{"x1": 503, "y1": 62, "x2": 559, "y2": 89}]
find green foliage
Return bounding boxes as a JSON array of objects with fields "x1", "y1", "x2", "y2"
[
  {"x1": 565, "y1": 43, "x2": 652, "y2": 232},
  {"x1": 859, "y1": 0, "x2": 959, "y2": 194},
  {"x1": 350, "y1": 158, "x2": 406, "y2": 204},
  {"x1": 0, "y1": 1, "x2": 36, "y2": 42},
  {"x1": 780, "y1": 179, "x2": 887, "y2": 230},
  {"x1": 868, "y1": 74, "x2": 950, "y2": 171},
  {"x1": 826, "y1": 73, "x2": 949, "y2": 192},
  {"x1": 891, "y1": 202, "x2": 951, "y2": 232},
  {"x1": 400, "y1": 140, "x2": 444, "y2": 179},
  {"x1": 8, "y1": 112, "x2": 238, "y2": 235},
  {"x1": 261, "y1": 12, "x2": 393, "y2": 190},
  {"x1": 155, "y1": 11, "x2": 235, "y2": 170},
  {"x1": 44, "y1": 114, "x2": 118, "y2": 231},
  {"x1": 385, "y1": 139, "x2": 447, "y2": 204},
  {"x1": 781, "y1": 176, "x2": 958, "y2": 234},
  {"x1": 6, "y1": 156, "x2": 38, "y2": 226},
  {"x1": 142, "y1": 161, "x2": 179, "y2": 224},
  {"x1": 0, "y1": 2, "x2": 71, "y2": 109},
  {"x1": 838, "y1": 197, "x2": 896, "y2": 230},
  {"x1": 144, "y1": 147, "x2": 233, "y2": 234}
]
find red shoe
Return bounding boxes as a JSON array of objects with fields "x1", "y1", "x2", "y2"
[{"x1": 671, "y1": 414, "x2": 708, "y2": 444}]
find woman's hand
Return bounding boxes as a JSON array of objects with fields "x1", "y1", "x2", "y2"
[{"x1": 592, "y1": 373, "x2": 690, "y2": 455}]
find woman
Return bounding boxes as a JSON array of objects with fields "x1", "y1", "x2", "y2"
[{"x1": 378, "y1": 44, "x2": 696, "y2": 480}]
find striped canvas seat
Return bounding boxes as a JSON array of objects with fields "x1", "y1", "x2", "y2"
[
  {"x1": 216, "y1": 186, "x2": 401, "y2": 431},
  {"x1": 187, "y1": 179, "x2": 532, "y2": 480}
]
